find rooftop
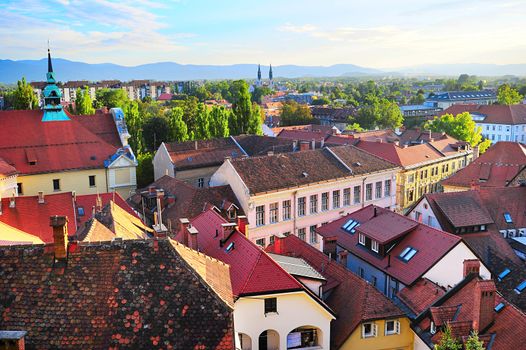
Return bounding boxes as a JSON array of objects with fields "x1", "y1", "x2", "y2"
[{"x1": 441, "y1": 104, "x2": 526, "y2": 125}]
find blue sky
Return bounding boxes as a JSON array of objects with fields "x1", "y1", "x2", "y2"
[{"x1": 1, "y1": 0, "x2": 525, "y2": 68}]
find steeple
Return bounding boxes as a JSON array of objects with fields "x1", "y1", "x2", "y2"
[
  {"x1": 269, "y1": 64, "x2": 273, "y2": 81},
  {"x1": 42, "y1": 47, "x2": 69, "y2": 122},
  {"x1": 257, "y1": 64, "x2": 262, "y2": 81}
]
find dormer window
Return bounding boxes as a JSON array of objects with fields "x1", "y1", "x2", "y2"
[
  {"x1": 399, "y1": 246, "x2": 418, "y2": 262},
  {"x1": 358, "y1": 233, "x2": 365, "y2": 246},
  {"x1": 371, "y1": 240, "x2": 379, "y2": 253}
]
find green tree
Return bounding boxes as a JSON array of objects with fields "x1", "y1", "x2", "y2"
[
  {"x1": 95, "y1": 88, "x2": 129, "y2": 109},
  {"x1": 123, "y1": 100, "x2": 144, "y2": 154},
  {"x1": 209, "y1": 106, "x2": 230, "y2": 138},
  {"x1": 425, "y1": 112, "x2": 491, "y2": 153},
  {"x1": 12, "y1": 77, "x2": 39, "y2": 110},
  {"x1": 434, "y1": 324, "x2": 462, "y2": 350},
  {"x1": 311, "y1": 96, "x2": 330, "y2": 105},
  {"x1": 355, "y1": 95, "x2": 403, "y2": 130},
  {"x1": 465, "y1": 331, "x2": 485, "y2": 350},
  {"x1": 280, "y1": 100, "x2": 316, "y2": 126},
  {"x1": 251, "y1": 86, "x2": 273, "y2": 104},
  {"x1": 136, "y1": 152, "x2": 154, "y2": 188},
  {"x1": 497, "y1": 84, "x2": 523, "y2": 105},
  {"x1": 194, "y1": 103, "x2": 211, "y2": 140},
  {"x1": 142, "y1": 116, "x2": 170, "y2": 152},
  {"x1": 74, "y1": 87, "x2": 95, "y2": 115},
  {"x1": 345, "y1": 123, "x2": 364, "y2": 132},
  {"x1": 173, "y1": 96, "x2": 199, "y2": 135},
  {"x1": 166, "y1": 107, "x2": 189, "y2": 142},
  {"x1": 230, "y1": 80, "x2": 262, "y2": 135}
]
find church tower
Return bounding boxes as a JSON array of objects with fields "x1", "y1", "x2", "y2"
[
  {"x1": 268, "y1": 64, "x2": 274, "y2": 89},
  {"x1": 256, "y1": 64, "x2": 262, "y2": 87},
  {"x1": 42, "y1": 48, "x2": 69, "y2": 122}
]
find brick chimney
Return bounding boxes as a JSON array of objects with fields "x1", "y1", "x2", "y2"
[
  {"x1": 219, "y1": 222, "x2": 237, "y2": 247},
  {"x1": 299, "y1": 141, "x2": 310, "y2": 151},
  {"x1": 472, "y1": 279, "x2": 496, "y2": 332},
  {"x1": 0, "y1": 330, "x2": 27, "y2": 350},
  {"x1": 311, "y1": 139, "x2": 316, "y2": 150},
  {"x1": 463, "y1": 259, "x2": 481, "y2": 278},
  {"x1": 179, "y1": 218, "x2": 190, "y2": 245},
  {"x1": 50, "y1": 215, "x2": 68, "y2": 260},
  {"x1": 237, "y1": 215, "x2": 248, "y2": 236},
  {"x1": 187, "y1": 225, "x2": 199, "y2": 250}
]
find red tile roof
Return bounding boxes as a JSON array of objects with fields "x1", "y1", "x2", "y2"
[
  {"x1": 75, "y1": 192, "x2": 138, "y2": 227},
  {"x1": 0, "y1": 110, "x2": 121, "y2": 175},
  {"x1": 165, "y1": 138, "x2": 242, "y2": 170},
  {"x1": 0, "y1": 158, "x2": 17, "y2": 177},
  {"x1": 442, "y1": 142, "x2": 526, "y2": 188},
  {"x1": 157, "y1": 93, "x2": 174, "y2": 101},
  {"x1": 430, "y1": 191, "x2": 494, "y2": 228},
  {"x1": 266, "y1": 235, "x2": 405, "y2": 349},
  {"x1": 441, "y1": 104, "x2": 526, "y2": 125},
  {"x1": 396, "y1": 278, "x2": 446, "y2": 315},
  {"x1": 317, "y1": 205, "x2": 462, "y2": 286},
  {"x1": 277, "y1": 129, "x2": 327, "y2": 142},
  {"x1": 0, "y1": 193, "x2": 76, "y2": 244},
  {"x1": 71, "y1": 113, "x2": 122, "y2": 148},
  {"x1": 0, "y1": 239, "x2": 235, "y2": 349},
  {"x1": 189, "y1": 209, "x2": 303, "y2": 297},
  {"x1": 356, "y1": 210, "x2": 419, "y2": 244}
]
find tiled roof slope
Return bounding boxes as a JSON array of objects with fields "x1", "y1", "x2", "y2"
[
  {"x1": 0, "y1": 221, "x2": 44, "y2": 246},
  {"x1": 317, "y1": 205, "x2": 461, "y2": 286},
  {"x1": 0, "y1": 110, "x2": 120, "y2": 175},
  {"x1": 0, "y1": 239, "x2": 234, "y2": 349},
  {"x1": 71, "y1": 113, "x2": 122, "y2": 148},
  {"x1": 234, "y1": 135, "x2": 294, "y2": 156},
  {"x1": 396, "y1": 278, "x2": 446, "y2": 315},
  {"x1": 442, "y1": 142, "x2": 526, "y2": 188},
  {"x1": 0, "y1": 158, "x2": 17, "y2": 177},
  {"x1": 0, "y1": 193, "x2": 76, "y2": 243},
  {"x1": 75, "y1": 192, "x2": 139, "y2": 228},
  {"x1": 440, "y1": 104, "x2": 526, "y2": 125},
  {"x1": 431, "y1": 191, "x2": 494, "y2": 228},
  {"x1": 189, "y1": 209, "x2": 303, "y2": 297},
  {"x1": 266, "y1": 235, "x2": 404, "y2": 349},
  {"x1": 165, "y1": 138, "x2": 241, "y2": 170},
  {"x1": 230, "y1": 145, "x2": 398, "y2": 195}
]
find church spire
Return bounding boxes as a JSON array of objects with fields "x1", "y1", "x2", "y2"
[
  {"x1": 269, "y1": 64, "x2": 273, "y2": 81},
  {"x1": 257, "y1": 64, "x2": 262, "y2": 81},
  {"x1": 47, "y1": 48, "x2": 53, "y2": 73},
  {"x1": 42, "y1": 47, "x2": 69, "y2": 121}
]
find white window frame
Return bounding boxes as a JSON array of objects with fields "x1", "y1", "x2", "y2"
[
  {"x1": 385, "y1": 319, "x2": 400, "y2": 335},
  {"x1": 256, "y1": 205, "x2": 265, "y2": 226},
  {"x1": 282, "y1": 200, "x2": 291, "y2": 221},
  {"x1": 269, "y1": 202, "x2": 279, "y2": 224},
  {"x1": 359, "y1": 233, "x2": 365, "y2": 246},
  {"x1": 371, "y1": 240, "x2": 379, "y2": 253},
  {"x1": 362, "y1": 322, "x2": 377, "y2": 338}
]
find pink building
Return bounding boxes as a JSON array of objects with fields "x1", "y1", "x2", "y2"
[{"x1": 210, "y1": 145, "x2": 400, "y2": 250}]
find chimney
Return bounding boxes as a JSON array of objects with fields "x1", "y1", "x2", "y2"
[
  {"x1": 9, "y1": 193, "x2": 15, "y2": 208},
  {"x1": 38, "y1": 191, "x2": 45, "y2": 204},
  {"x1": 50, "y1": 215, "x2": 68, "y2": 260},
  {"x1": 219, "y1": 222, "x2": 237, "y2": 247},
  {"x1": 72, "y1": 191, "x2": 76, "y2": 202},
  {"x1": 179, "y1": 218, "x2": 190, "y2": 245},
  {"x1": 187, "y1": 225, "x2": 199, "y2": 250},
  {"x1": 320, "y1": 138, "x2": 325, "y2": 148},
  {"x1": 463, "y1": 259, "x2": 481, "y2": 278},
  {"x1": 0, "y1": 331, "x2": 27, "y2": 350},
  {"x1": 311, "y1": 139, "x2": 316, "y2": 150},
  {"x1": 473, "y1": 145, "x2": 480, "y2": 160},
  {"x1": 470, "y1": 180, "x2": 481, "y2": 191},
  {"x1": 292, "y1": 140, "x2": 298, "y2": 151},
  {"x1": 299, "y1": 141, "x2": 310, "y2": 151},
  {"x1": 237, "y1": 215, "x2": 248, "y2": 236},
  {"x1": 267, "y1": 151, "x2": 274, "y2": 156},
  {"x1": 376, "y1": 138, "x2": 383, "y2": 143},
  {"x1": 148, "y1": 185, "x2": 156, "y2": 195},
  {"x1": 373, "y1": 206, "x2": 377, "y2": 217},
  {"x1": 194, "y1": 140, "x2": 198, "y2": 150},
  {"x1": 472, "y1": 279, "x2": 496, "y2": 332}
]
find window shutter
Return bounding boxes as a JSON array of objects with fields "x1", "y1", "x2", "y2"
[
  {"x1": 395, "y1": 320, "x2": 400, "y2": 334},
  {"x1": 361, "y1": 325, "x2": 365, "y2": 338},
  {"x1": 373, "y1": 323, "x2": 378, "y2": 337}
]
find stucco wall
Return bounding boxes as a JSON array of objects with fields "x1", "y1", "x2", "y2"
[
  {"x1": 233, "y1": 291, "x2": 333, "y2": 350},
  {"x1": 407, "y1": 198, "x2": 443, "y2": 229},
  {"x1": 0, "y1": 174, "x2": 18, "y2": 198},
  {"x1": 153, "y1": 143, "x2": 174, "y2": 181},
  {"x1": 17, "y1": 168, "x2": 108, "y2": 196},
  {"x1": 339, "y1": 318, "x2": 413, "y2": 350},
  {"x1": 175, "y1": 166, "x2": 220, "y2": 188}
]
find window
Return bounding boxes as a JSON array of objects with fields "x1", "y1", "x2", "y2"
[
  {"x1": 399, "y1": 246, "x2": 418, "y2": 262},
  {"x1": 342, "y1": 219, "x2": 360, "y2": 233},
  {"x1": 309, "y1": 225, "x2": 318, "y2": 244},
  {"x1": 384, "y1": 180, "x2": 391, "y2": 197},
  {"x1": 298, "y1": 197, "x2": 306, "y2": 217},
  {"x1": 495, "y1": 302, "x2": 505, "y2": 313},
  {"x1": 264, "y1": 297, "x2": 277, "y2": 314},
  {"x1": 407, "y1": 174, "x2": 415, "y2": 183},
  {"x1": 298, "y1": 228, "x2": 306, "y2": 241},
  {"x1": 359, "y1": 267, "x2": 365, "y2": 278},
  {"x1": 269, "y1": 202, "x2": 279, "y2": 224},
  {"x1": 414, "y1": 211, "x2": 422, "y2": 222},
  {"x1": 333, "y1": 190, "x2": 340, "y2": 209},
  {"x1": 77, "y1": 207, "x2": 85, "y2": 216},
  {"x1": 371, "y1": 240, "x2": 379, "y2": 253},
  {"x1": 430, "y1": 322, "x2": 436, "y2": 334},
  {"x1": 269, "y1": 235, "x2": 275, "y2": 245},
  {"x1": 17, "y1": 183, "x2": 23, "y2": 195},
  {"x1": 197, "y1": 177, "x2": 204, "y2": 188},
  {"x1": 256, "y1": 238, "x2": 266, "y2": 247},
  {"x1": 353, "y1": 186, "x2": 361, "y2": 204},
  {"x1": 321, "y1": 192, "x2": 329, "y2": 211},
  {"x1": 53, "y1": 179, "x2": 60, "y2": 191},
  {"x1": 385, "y1": 320, "x2": 400, "y2": 335},
  {"x1": 504, "y1": 212, "x2": 513, "y2": 223},
  {"x1": 256, "y1": 205, "x2": 265, "y2": 226},
  {"x1": 310, "y1": 195, "x2": 318, "y2": 214},
  {"x1": 375, "y1": 182, "x2": 382, "y2": 199},
  {"x1": 89, "y1": 175, "x2": 96, "y2": 187},
  {"x1": 498, "y1": 268, "x2": 511, "y2": 281},
  {"x1": 362, "y1": 322, "x2": 377, "y2": 338},
  {"x1": 365, "y1": 183, "x2": 373, "y2": 201},
  {"x1": 408, "y1": 189, "x2": 414, "y2": 202},
  {"x1": 515, "y1": 280, "x2": 526, "y2": 294},
  {"x1": 343, "y1": 188, "x2": 351, "y2": 206},
  {"x1": 282, "y1": 231, "x2": 291, "y2": 237},
  {"x1": 358, "y1": 233, "x2": 365, "y2": 245},
  {"x1": 282, "y1": 200, "x2": 291, "y2": 221}
]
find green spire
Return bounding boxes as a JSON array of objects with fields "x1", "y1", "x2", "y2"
[{"x1": 42, "y1": 47, "x2": 70, "y2": 122}]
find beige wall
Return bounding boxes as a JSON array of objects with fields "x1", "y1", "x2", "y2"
[
  {"x1": 233, "y1": 291, "x2": 333, "y2": 350},
  {"x1": 340, "y1": 318, "x2": 413, "y2": 350},
  {"x1": 175, "y1": 166, "x2": 220, "y2": 188},
  {"x1": 0, "y1": 174, "x2": 18, "y2": 198},
  {"x1": 17, "y1": 168, "x2": 108, "y2": 196},
  {"x1": 153, "y1": 143, "x2": 175, "y2": 180}
]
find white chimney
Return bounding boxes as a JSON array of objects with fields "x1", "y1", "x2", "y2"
[
  {"x1": 9, "y1": 194, "x2": 15, "y2": 208},
  {"x1": 38, "y1": 191, "x2": 45, "y2": 204}
]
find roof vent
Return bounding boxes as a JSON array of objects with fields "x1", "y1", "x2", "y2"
[
  {"x1": 302, "y1": 172, "x2": 309, "y2": 177},
  {"x1": 353, "y1": 162, "x2": 361, "y2": 167}
]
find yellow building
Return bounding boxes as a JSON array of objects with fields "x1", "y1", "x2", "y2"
[
  {"x1": 354, "y1": 137, "x2": 474, "y2": 212},
  {"x1": 0, "y1": 50, "x2": 137, "y2": 199},
  {"x1": 340, "y1": 318, "x2": 414, "y2": 350}
]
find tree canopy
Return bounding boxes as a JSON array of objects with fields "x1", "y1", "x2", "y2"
[
  {"x1": 434, "y1": 324, "x2": 462, "y2": 350},
  {"x1": 354, "y1": 95, "x2": 403, "y2": 130},
  {"x1": 497, "y1": 84, "x2": 523, "y2": 105},
  {"x1": 10, "y1": 77, "x2": 39, "y2": 110},
  {"x1": 465, "y1": 331, "x2": 485, "y2": 350},
  {"x1": 95, "y1": 88, "x2": 130, "y2": 109},
  {"x1": 279, "y1": 100, "x2": 316, "y2": 126},
  {"x1": 74, "y1": 87, "x2": 95, "y2": 115}
]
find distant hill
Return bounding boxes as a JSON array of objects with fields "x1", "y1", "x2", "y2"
[
  {"x1": 0, "y1": 58, "x2": 382, "y2": 83},
  {"x1": 1, "y1": 58, "x2": 525, "y2": 83}
]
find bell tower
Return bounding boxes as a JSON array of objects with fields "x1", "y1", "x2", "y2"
[{"x1": 42, "y1": 47, "x2": 69, "y2": 121}]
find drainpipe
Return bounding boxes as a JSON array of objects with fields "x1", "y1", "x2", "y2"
[
  {"x1": 292, "y1": 190, "x2": 298, "y2": 235},
  {"x1": 361, "y1": 177, "x2": 367, "y2": 208}
]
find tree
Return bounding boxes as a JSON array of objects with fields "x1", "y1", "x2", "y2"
[
  {"x1": 194, "y1": 103, "x2": 211, "y2": 140},
  {"x1": 311, "y1": 96, "x2": 330, "y2": 106},
  {"x1": 280, "y1": 100, "x2": 316, "y2": 126},
  {"x1": 123, "y1": 100, "x2": 144, "y2": 154},
  {"x1": 173, "y1": 96, "x2": 199, "y2": 136},
  {"x1": 465, "y1": 331, "x2": 485, "y2": 350},
  {"x1": 434, "y1": 324, "x2": 462, "y2": 350},
  {"x1": 355, "y1": 95, "x2": 403, "y2": 130},
  {"x1": 209, "y1": 106, "x2": 230, "y2": 138},
  {"x1": 136, "y1": 152, "x2": 154, "y2": 188},
  {"x1": 142, "y1": 116, "x2": 170, "y2": 152},
  {"x1": 74, "y1": 87, "x2": 95, "y2": 115},
  {"x1": 497, "y1": 84, "x2": 523, "y2": 105},
  {"x1": 229, "y1": 80, "x2": 262, "y2": 135},
  {"x1": 95, "y1": 88, "x2": 129, "y2": 109},
  {"x1": 425, "y1": 112, "x2": 491, "y2": 153},
  {"x1": 12, "y1": 77, "x2": 39, "y2": 110},
  {"x1": 166, "y1": 107, "x2": 189, "y2": 142},
  {"x1": 345, "y1": 123, "x2": 364, "y2": 132},
  {"x1": 251, "y1": 86, "x2": 272, "y2": 104}
]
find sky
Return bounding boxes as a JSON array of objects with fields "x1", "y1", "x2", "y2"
[{"x1": 1, "y1": 0, "x2": 525, "y2": 68}]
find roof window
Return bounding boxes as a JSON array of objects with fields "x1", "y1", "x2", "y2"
[
  {"x1": 225, "y1": 242, "x2": 235, "y2": 252},
  {"x1": 514, "y1": 280, "x2": 526, "y2": 294},
  {"x1": 341, "y1": 219, "x2": 360, "y2": 234},
  {"x1": 498, "y1": 268, "x2": 510, "y2": 281},
  {"x1": 399, "y1": 246, "x2": 418, "y2": 262},
  {"x1": 504, "y1": 212, "x2": 513, "y2": 224},
  {"x1": 494, "y1": 302, "x2": 505, "y2": 313}
]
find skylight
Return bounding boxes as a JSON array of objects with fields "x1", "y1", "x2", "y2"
[
  {"x1": 399, "y1": 246, "x2": 418, "y2": 262},
  {"x1": 494, "y1": 302, "x2": 505, "y2": 313},
  {"x1": 498, "y1": 268, "x2": 511, "y2": 281},
  {"x1": 504, "y1": 212, "x2": 513, "y2": 224},
  {"x1": 341, "y1": 219, "x2": 360, "y2": 234},
  {"x1": 225, "y1": 242, "x2": 235, "y2": 252},
  {"x1": 515, "y1": 280, "x2": 526, "y2": 294}
]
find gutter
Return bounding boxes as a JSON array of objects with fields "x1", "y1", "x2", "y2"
[{"x1": 229, "y1": 135, "x2": 249, "y2": 157}]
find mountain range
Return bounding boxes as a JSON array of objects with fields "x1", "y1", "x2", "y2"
[{"x1": 1, "y1": 58, "x2": 525, "y2": 83}]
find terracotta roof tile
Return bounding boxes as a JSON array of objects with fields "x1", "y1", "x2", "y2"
[
  {"x1": 441, "y1": 104, "x2": 526, "y2": 125},
  {"x1": 0, "y1": 158, "x2": 17, "y2": 178},
  {"x1": 397, "y1": 278, "x2": 446, "y2": 315}
]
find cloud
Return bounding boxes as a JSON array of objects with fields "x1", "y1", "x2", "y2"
[{"x1": 278, "y1": 23, "x2": 317, "y2": 33}]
